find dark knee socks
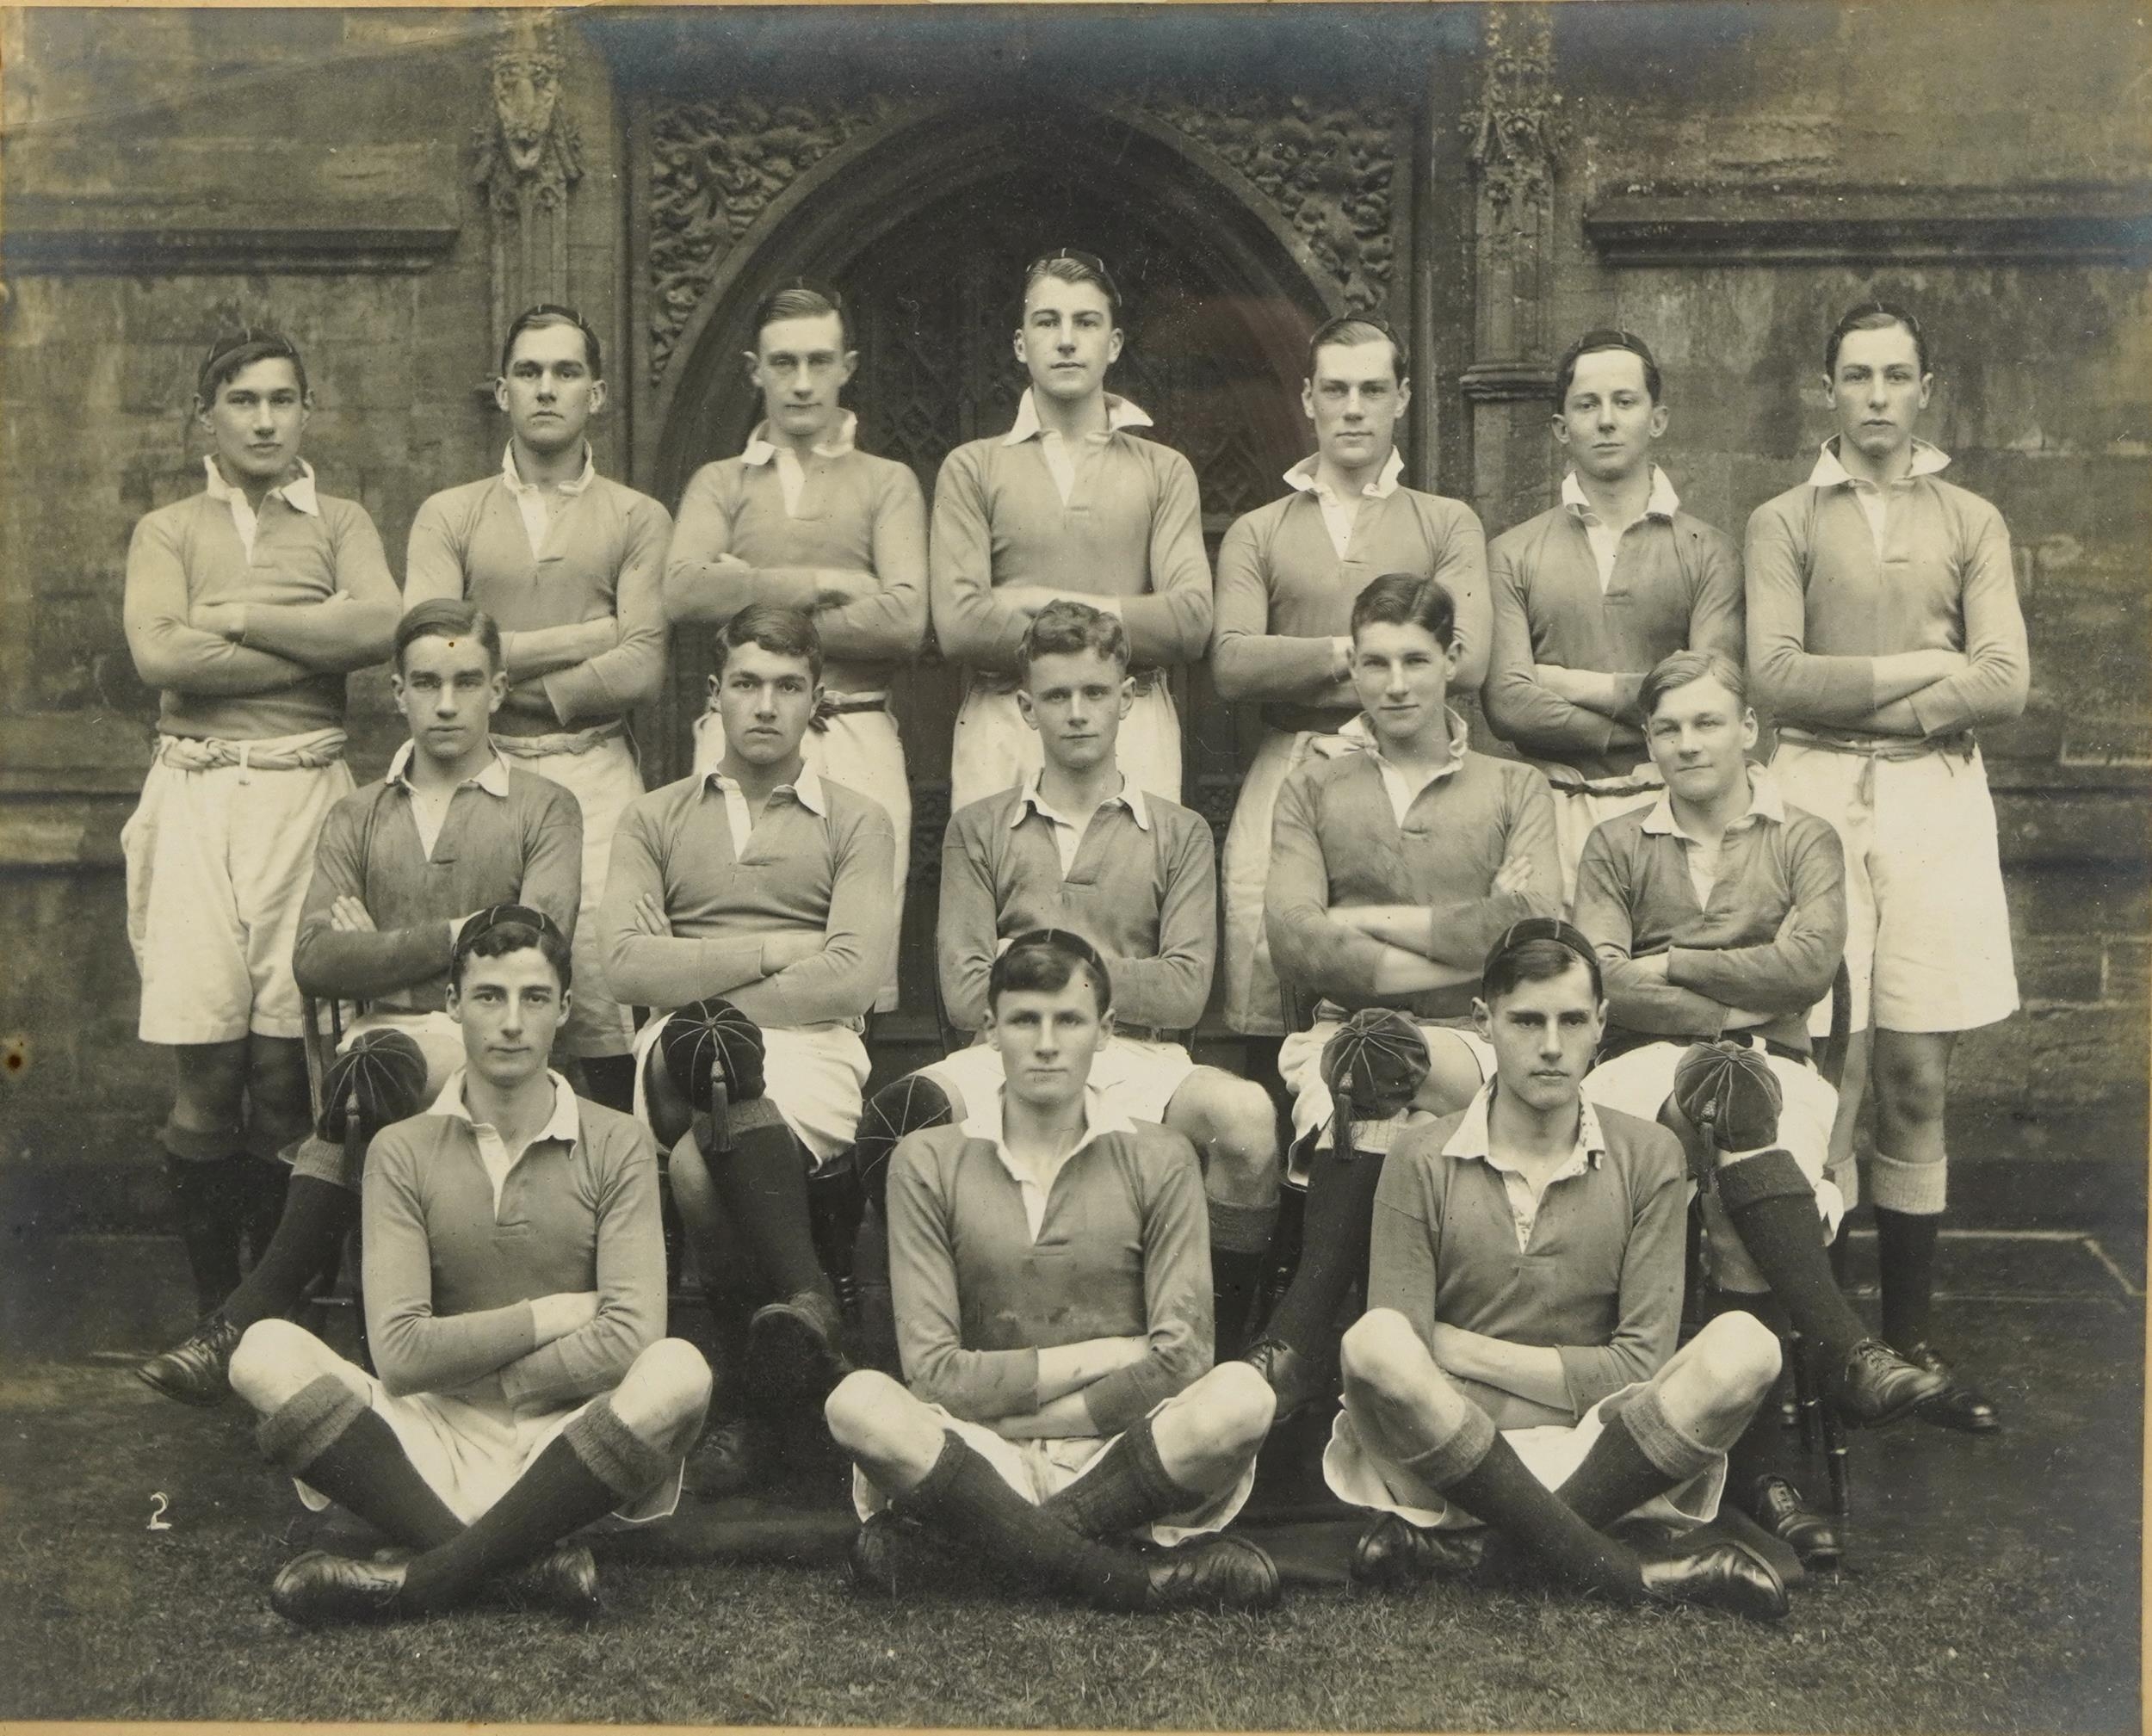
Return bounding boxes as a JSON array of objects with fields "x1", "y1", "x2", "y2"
[
  {"x1": 1407, "y1": 1409, "x2": 1643, "y2": 1603},
  {"x1": 257, "y1": 1375, "x2": 463, "y2": 1550},
  {"x1": 1873, "y1": 1207, "x2": 1939, "y2": 1350},
  {"x1": 1553, "y1": 1385, "x2": 1721, "y2": 1531},
  {"x1": 1040, "y1": 1413, "x2": 1199, "y2": 1539},
  {"x1": 900, "y1": 1432, "x2": 1153, "y2": 1611},
  {"x1": 1716, "y1": 1149, "x2": 1870, "y2": 1362},
  {"x1": 219, "y1": 1176, "x2": 360, "y2": 1331},
  {"x1": 706, "y1": 1105, "x2": 834, "y2": 1307},
  {"x1": 164, "y1": 1153, "x2": 244, "y2": 1313},
  {"x1": 400, "y1": 1401, "x2": 671, "y2": 1611},
  {"x1": 1208, "y1": 1197, "x2": 1277, "y2": 1362},
  {"x1": 1261, "y1": 1134, "x2": 1387, "y2": 1355}
]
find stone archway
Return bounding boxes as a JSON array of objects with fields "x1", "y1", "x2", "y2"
[{"x1": 630, "y1": 93, "x2": 1405, "y2": 1024}]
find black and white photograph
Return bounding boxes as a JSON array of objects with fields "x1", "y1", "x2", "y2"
[{"x1": 0, "y1": 2, "x2": 2144, "y2": 1727}]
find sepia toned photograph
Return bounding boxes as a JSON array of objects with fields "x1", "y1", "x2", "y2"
[{"x1": 0, "y1": 2, "x2": 2144, "y2": 1728}]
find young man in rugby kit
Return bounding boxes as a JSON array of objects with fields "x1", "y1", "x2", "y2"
[
  {"x1": 1324, "y1": 921, "x2": 1791, "y2": 1622},
  {"x1": 1747, "y1": 302, "x2": 2029, "y2": 1431},
  {"x1": 1211, "y1": 313, "x2": 1490, "y2": 1034},
  {"x1": 825, "y1": 931, "x2": 1280, "y2": 1614},
  {"x1": 888, "y1": 601, "x2": 1279, "y2": 1356},
  {"x1": 123, "y1": 329, "x2": 400, "y2": 1331},
  {"x1": 1573, "y1": 650, "x2": 1948, "y2": 1562},
  {"x1": 134, "y1": 601, "x2": 584, "y2": 1406},
  {"x1": 229, "y1": 909, "x2": 709, "y2": 1626},
  {"x1": 600, "y1": 606, "x2": 895, "y2": 1468},
  {"x1": 1249, "y1": 571, "x2": 1560, "y2": 1419},
  {"x1": 1482, "y1": 329, "x2": 1745, "y2": 910},
  {"x1": 404, "y1": 305, "x2": 671, "y2": 1111},
  {"x1": 931, "y1": 250, "x2": 1211, "y2": 811},
  {"x1": 665, "y1": 284, "x2": 927, "y2": 1010}
]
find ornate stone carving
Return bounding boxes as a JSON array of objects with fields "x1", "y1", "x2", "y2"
[
  {"x1": 647, "y1": 96, "x2": 898, "y2": 385},
  {"x1": 473, "y1": 13, "x2": 584, "y2": 219},
  {"x1": 1142, "y1": 96, "x2": 1399, "y2": 315},
  {"x1": 1464, "y1": 3, "x2": 1562, "y2": 228}
]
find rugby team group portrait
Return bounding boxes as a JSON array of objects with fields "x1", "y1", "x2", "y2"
[{"x1": 115, "y1": 249, "x2": 2031, "y2": 1637}]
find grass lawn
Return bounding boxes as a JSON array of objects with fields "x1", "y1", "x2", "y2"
[{"x1": 0, "y1": 1276, "x2": 2139, "y2": 1731}]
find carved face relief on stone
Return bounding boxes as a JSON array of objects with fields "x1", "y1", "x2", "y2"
[{"x1": 494, "y1": 53, "x2": 561, "y2": 176}]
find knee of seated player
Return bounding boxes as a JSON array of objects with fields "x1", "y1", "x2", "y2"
[
  {"x1": 666, "y1": 1128, "x2": 717, "y2": 1221},
  {"x1": 1685, "y1": 1310, "x2": 1784, "y2": 1404},
  {"x1": 1182, "y1": 1360, "x2": 1277, "y2": 1454},
  {"x1": 616, "y1": 1337, "x2": 714, "y2": 1437},
  {"x1": 1413, "y1": 1038, "x2": 1486, "y2": 1119},
  {"x1": 1340, "y1": 1308, "x2": 1434, "y2": 1399},
  {"x1": 1183, "y1": 1074, "x2": 1280, "y2": 1188},
  {"x1": 824, "y1": 1368, "x2": 915, "y2": 1458},
  {"x1": 229, "y1": 1317, "x2": 347, "y2": 1413}
]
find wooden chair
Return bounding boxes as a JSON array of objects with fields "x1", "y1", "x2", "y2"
[{"x1": 297, "y1": 994, "x2": 369, "y2": 1368}]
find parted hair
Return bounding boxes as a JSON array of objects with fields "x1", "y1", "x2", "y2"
[
  {"x1": 395, "y1": 597, "x2": 503, "y2": 672},
  {"x1": 1017, "y1": 599, "x2": 1131, "y2": 676},
  {"x1": 1638, "y1": 648, "x2": 1749, "y2": 720},
  {"x1": 1554, "y1": 327, "x2": 1662, "y2": 408},
  {"x1": 1307, "y1": 314, "x2": 1409, "y2": 384},
  {"x1": 1022, "y1": 249, "x2": 1122, "y2": 324},
  {"x1": 500, "y1": 304, "x2": 603, "y2": 379},
  {"x1": 753, "y1": 283, "x2": 853, "y2": 350},
  {"x1": 989, "y1": 929, "x2": 1114, "y2": 1017},
  {"x1": 1827, "y1": 300, "x2": 1929, "y2": 377},
  {"x1": 196, "y1": 329, "x2": 308, "y2": 405},
  {"x1": 1349, "y1": 570, "x2": 1456, "y2": 649},
  {"x1": 715, "y1": 604, "x2": 824, "y2": 683},
  {"x1": 451, "y1": 915, "x2": 574, "y2": 994}
]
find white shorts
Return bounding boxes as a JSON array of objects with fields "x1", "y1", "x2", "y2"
[
  {"x1": 1549, "y1": 775, "x2": 1663, "y2": 913},
  {"x1": 949, "y1": 680, "x2": 1182, "y2": 813},
  {"x1": 851, "y1": 1390, "x2": 1256, "y2": 1548},
  {"x1": 1221, "y1": 726, "x2": 1355, "y2": 1035},
  {"x1": 1323, "y1": 1381, "x2": 1725, "y2": 1534},
  {"x1": 695, "y1": 699, "x2": 909, "y2": 1013},
  {"x1": 1278, "y1": 1017, "x2": 1496, "y2": 1145},
  {"x1": 921, "y1": 1034, "x2": 1199, "y2": 1127},
  {"x1": 290, "y1": 1010, "x2": 468, "y2": 1189},
  {"x1": 294, "y1": 1374, "x2": 681, "y2": 1529},
  {"x1": 122, "y1": 742, "x2": 355, "y2": 1045},
  {"x1": 632, "y1": 1012, "x2": 869, "y2": 1171},
  {"x1": 1771, "y1": 739, "x2": 2017, "y2": 1035},
  {"x1": 1585, "y1": 1039, "x2": 1845, "y2": 1291},
  {"x1": 498, "y1": 732, "x2": 644, "y2": 1060}
]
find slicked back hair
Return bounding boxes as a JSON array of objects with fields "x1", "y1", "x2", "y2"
[
  {"x1": 1482, "y1": 937, "x2": 1602, "y2": 1005},
  {"x1": 1307, "y1": 314, "x2": 1408, "y2": 385},
  {"x1": 396, "y1": 597, "x2": 503, "y2": 673},
  {"x1": 1349, "y1": 571, "x2": 1456, "y2": 650},
  {"x1": 1638, "y1": 648, "x2": 1748, "y2": 721},
  {"x1": 1022, "y1": 250, "x2": 1122, "y2": 326},
  {"x1": 1018, "y1": 599, "x2": 1131, "y2": 678},
  {"x1": 715, "y1": 604, "x2": 823, "y2": 684},
  {"x1": 1554, "y1": 327, "x2": 1662, "y2": 409},
  {"x1": 500, "y1": 304, "x2": 603, "y2": 379},
  {"x1": 753, "y1": 284, "x2": 853, "y2": 351},
  {"x1": 1827, "y1": 300, "x2": 1929, "y2": 377},
  {"x1": 989, "y1": 929, "x2": 1113, "y2": 1017},
  {"x1": 452, "y1": 920, "x2": 573, "y2": 994},
  {"x1": 197, "y1": 330, "x2": 308, "y2": 405}
]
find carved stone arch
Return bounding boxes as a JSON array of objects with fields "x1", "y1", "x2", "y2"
[{"x1": 642, "y1": 96, "x2": 1357, "y2": 507}]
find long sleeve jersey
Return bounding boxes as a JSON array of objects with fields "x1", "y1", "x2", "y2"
[{"x1": 937, "y1": 782, "x2": 1215, "y2": 1035}]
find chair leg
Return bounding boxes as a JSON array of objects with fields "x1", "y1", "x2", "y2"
[
  {"x1": 1789, "y1": 1327, "x2": 1820, "y2": 1455},
  {"x1": 1788, "y1": 1328, "x2": 1853, "y2": 1521}
]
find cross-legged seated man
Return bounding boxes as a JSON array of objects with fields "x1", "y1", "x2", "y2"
[
  {"x1": 602, "y1": 606, "x2": 895, "y2": 1467},
  {"x1": 1573, "y1": 650, "x2": 1947, "y2": 1562},
  {"x1": 1248, "y1": 571, "x2": 1561, "y2": 1418},
  {"x1": 228, "y1": 907, "x2": 708, "y2": 1625},
  {"x1": 1326, "y1": 920, "x2": 1790, "y2": 1621},
  {"x1": 888, "y1": 602, "x2": 1279, "y2": 1356},
  {"x1": 826, "y1": 931, "x2": 1280, "y2": 1614},
  {"x1": 137, "y1": 602, "x2": 584, "y2": 1404}
]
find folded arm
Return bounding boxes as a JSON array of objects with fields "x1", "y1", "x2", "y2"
[
  {"x1": 1557, "y1": 1150, "x2": 1686, "y2": 1413},
  {"x1": 124, "y1": 516, "x2": 312, "y2": 695},
  {"x1": 1210, "y1": 513, "x2": 1351, "y2": 703},
  {"x1": 1905, "y1": 504, "x2": 2031, "y2": 736},
  {"x1": 1115, "y1": 451, "x2": 1212, "y2": 669},
  {"x1": 541, "y1": 500, "x2": 672, "y2": 725},
  {"x1": 1481, "y1": 547, "x2": 1626, "y2": 757},
  {"x1": 1077, "y1": 1145, "x2": 1212, "y2": 1435},
  {"x1": 292, "y1": 802, "x2": 455, "y2": 999},
  {"x1": 1098, "y1": 819, "x2": 1215, "y2": 1031},
  {"x1": 1666, "y1": 819, "x2": 1847, "y2": 1014},
  {"x1": 888, "y1": 1145, "x2": 1041, "y2": 1421},
  {"x1": 598, "y1": 808, "x2": 770, "y2": 1009},
  {"x1": 726, "y1": 809, "x2": 896, "y2": 1028},
  {"x1": 813, "y1": 467, "x2": 930, "y2": 663},
  {"x1": 931, "y1": 448, "x2": 1033, "y2": 671},
  {"x1": 1573, "y1": 836, "x2": 1757, "y2": 1036}
]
